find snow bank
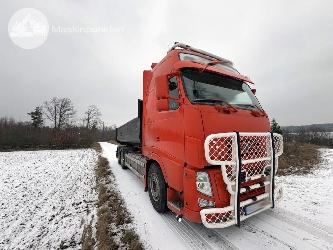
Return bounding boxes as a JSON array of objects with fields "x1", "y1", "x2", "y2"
[{"x1": 278, "y1": 148, "x2": 333, "y2": 227}]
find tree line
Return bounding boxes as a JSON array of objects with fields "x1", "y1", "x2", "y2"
[
  {"x1": 282, "y1": 128, "x2": 333, "y2": 148},
  {"x1": 0, "y1": 97, "x2": 116, "y2": 151},
  {"x1": 271, "y1": 118, "x2": 333, "y2": 148}
]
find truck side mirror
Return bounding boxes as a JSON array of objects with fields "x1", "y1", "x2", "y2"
[
  {"x1": 156, "y1": 99, "x2": 169, "y2": 112},
  {"x1": 155, "y1": 75, "x2": 169, "y2": 99}
]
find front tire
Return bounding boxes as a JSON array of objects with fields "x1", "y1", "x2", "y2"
[{"x1": 148, "y1": 163, "x2": 167, "y2": 213}]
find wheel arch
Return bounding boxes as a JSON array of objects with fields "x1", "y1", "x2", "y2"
[{"x1": 144, "y1": 156, "x2": 168, "y2": 191}]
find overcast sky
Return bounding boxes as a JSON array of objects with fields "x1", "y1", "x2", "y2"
[{"x1": 0, "y1": 0, "x2": 332, "y2": 126}]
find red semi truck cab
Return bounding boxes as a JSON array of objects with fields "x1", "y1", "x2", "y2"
[{"x1": 116, "y1": 43, "x2": 283, "y2": 228}]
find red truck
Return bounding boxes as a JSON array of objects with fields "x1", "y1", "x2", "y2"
[{"x1": 116, "y1": 43, "x2": 283, "y2": 228}]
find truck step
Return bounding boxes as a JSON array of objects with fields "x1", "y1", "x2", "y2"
[{"x1": 167, "y1": 201, "x2": 183, "y2": 213}]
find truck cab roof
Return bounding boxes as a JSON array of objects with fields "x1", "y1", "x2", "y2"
[{"x1": 150, "y1": 43, "x2": 254, "y2": 85}]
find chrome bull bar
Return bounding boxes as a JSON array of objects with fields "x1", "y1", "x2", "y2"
[{"x1": 201, "y1": 132, "x2": 283, "y2": 228}]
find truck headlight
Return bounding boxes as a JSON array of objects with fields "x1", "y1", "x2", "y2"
[
  {"x1": 196, "y1": 172, "x2": 212, "y2": 196},
  {"x1": 198, "y1": 198, "x2": 215, "y2": 208}
]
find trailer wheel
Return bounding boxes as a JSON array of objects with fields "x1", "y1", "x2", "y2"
[
  {"x1": 117, "y1": 150, "x2": 121, "y2": 165},
  {"x1": 148, "y1": 163, "x2": 167, "y2": 213},
  {"x1": 120, "y1": 150, "x2": 127, "y2": 169}
]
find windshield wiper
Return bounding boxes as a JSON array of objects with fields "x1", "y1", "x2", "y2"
[
  {"x1": 193, "y1": 98, "x2": 227, "y2": 104},
  {"x1": 237, "y1": 103, "x2": 259, "y2": 109},
  {"x1": 192, "y1": 99, "x2": 238, "y2": 112},
  {"x1": 237, "y1": 104, "x2": 266, "y2": 116}
]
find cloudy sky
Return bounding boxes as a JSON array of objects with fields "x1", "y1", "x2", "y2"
[{"x1": 0, "y1": 0, "x2": 332, "y2": 126}]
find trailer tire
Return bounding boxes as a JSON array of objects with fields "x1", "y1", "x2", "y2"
[
  {"x1": 148, "y1": 163, "x2": 168, "y2": 213},
  {"x1": 120, "y1": 150, "x2": 127, "y2": 169},
  {"x1": 117, "y1": 150, "x2": 121, "y2": 165}
]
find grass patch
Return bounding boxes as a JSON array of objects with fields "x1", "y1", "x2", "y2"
[
  {"x1": 91, "y1": 143, "x2": 143, "y2": 250},
  {"x1": 92, "y1": 142, "x2": 103, "y2": 153},
  {"x1": 121, "y1": 229, "x2": 142, "y2": 250},
  {"x1": 278, "y1": 141, "x2": 322, "y2": 175},
  {"x1": 81, "y1": 224, "x2": 95, "y2": 250}
]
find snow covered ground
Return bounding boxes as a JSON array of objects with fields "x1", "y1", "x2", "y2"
[
  {"x1": 0, "y1": 149, "x2": 98, "y2": 249},
  {"x1": 101, "y1": 142, "x2": 333, "y2": 250},
  {"x1": 1, "y1": 144, "x2": 332, "y2": 249},
  {"x1": 278, "y1": 148, "x2": 333, "y2": 227}
]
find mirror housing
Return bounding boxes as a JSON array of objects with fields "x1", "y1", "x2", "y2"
[
  {"x1": 155, "y1": 73, "x2": 181, "y2": 112},
  {"x1": 155, "y1": 75, "x2": 169, "y2": 99},
  {"x1": 156, "y1": 99, "x2": 169, "y2": 112}
]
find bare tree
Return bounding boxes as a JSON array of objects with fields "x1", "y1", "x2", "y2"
[
  {"x1": 44, "y1": 97, "x2": 76, "y2": 129},
  {"x1": 44, "y1": 97, "x2": 58, "y2": 128},
  {"x1": 83, "y1": 105, "x2": 102, "y2": 129},
  {"x1": 58, "y1": 98, "x2": 76, "y2": 129}
]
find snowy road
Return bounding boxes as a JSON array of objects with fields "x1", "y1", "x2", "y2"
[
  {"x1": 101, "y1": 142, "x2": 333, "y2": 250},
  {"x1": 0, "y1": 149, "x2": 98, "y2": 249}
]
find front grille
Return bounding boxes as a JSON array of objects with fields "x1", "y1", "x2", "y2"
[{"x1": 201, "y1": 132, "x2": 283, "y2": 228}]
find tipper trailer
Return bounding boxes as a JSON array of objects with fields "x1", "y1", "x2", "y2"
[{"x1": 116, "y1": 43, "x2": 283, "y2": 228}]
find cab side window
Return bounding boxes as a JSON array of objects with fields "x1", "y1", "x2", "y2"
[{"x1": 168, "y1": 76, "x2": 179, "y2": 110}]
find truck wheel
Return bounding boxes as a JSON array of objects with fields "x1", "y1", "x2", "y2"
[
  {"x1": 120, "y1": 151, "x2": 127, "y2": 169},
  {"x1": 148, "y1": 163, "x2": 167, "y2": 213},
  {"x1": 117, "y1": 150, "x2": 121, "y2": 165}
]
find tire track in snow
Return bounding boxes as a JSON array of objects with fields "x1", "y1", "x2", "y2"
[
  {"x1": 263, "y1": 208, "x2": 333, "y2": 243},
  {"x1": 160, "y1": 202, "x2": 333, "y2": 249},
  {"x1": 182, "y1": 220, "x2": 238, "y2": 250},
  {"x1": 178, "y1": 208, "x2": 333, "y2": 250},
  {"x1": 245, "y1": 212, "x2": 332, "y2": 250},
  {"x1": 162, "y1": 213, "x2": 215, "y2": 250},
  {"x1": 214, "y1": 223, "x2": 293, "y2": 250},
  {"x1": 242, "y1": 222, "x2": 297, "y2": 250}
]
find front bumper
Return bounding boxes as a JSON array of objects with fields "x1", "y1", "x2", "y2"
[{"x1": 200, "y1": 185, "x2": 283, "y2": 228}]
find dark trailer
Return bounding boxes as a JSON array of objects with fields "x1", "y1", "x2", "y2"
[{"x1": 116, "y1": 99, "x2": 143, "y2": 146}]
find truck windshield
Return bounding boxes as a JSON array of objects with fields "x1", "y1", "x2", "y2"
[{"x1": 181, "y1": 69, "x2": 261, "y2": 109}]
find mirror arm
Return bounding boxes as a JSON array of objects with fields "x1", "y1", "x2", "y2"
[
  {"x1": 168, "y1": 96, "x2": 180, "y2": 102},
  {"x1": 160, "y1": 96, "x2": 182, "y2": 103}
]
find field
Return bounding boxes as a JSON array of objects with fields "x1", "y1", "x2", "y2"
[
  {"x1": 278, "y1": 148, "x2": 333, "y2": 225},
  {"x1": 0, "y1": 149, "x2": 98, "y2": 249}
]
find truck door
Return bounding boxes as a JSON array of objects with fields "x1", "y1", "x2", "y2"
[{"x1": 152, "y1": 76, "x2": 185, "y2": 191}]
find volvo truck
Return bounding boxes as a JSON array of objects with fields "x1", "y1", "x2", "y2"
[{"x1": 116, "y1": 43, "x2": 283, "y2": 228}]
